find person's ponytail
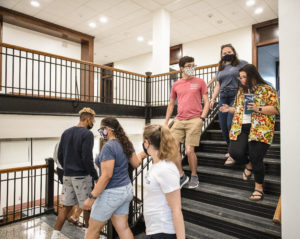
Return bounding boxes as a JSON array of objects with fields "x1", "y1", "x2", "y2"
[{"x1": 158, "y1": 126, "x2": 179, "y2": 163}]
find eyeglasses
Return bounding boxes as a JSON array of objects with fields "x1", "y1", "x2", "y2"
[{"x1": 97, "y1": 127, "x2": 106, "y2": 134}]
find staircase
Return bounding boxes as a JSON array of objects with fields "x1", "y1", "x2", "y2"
[{"x1": 182, "y1": 117, "x2": 281, "y2": 239}]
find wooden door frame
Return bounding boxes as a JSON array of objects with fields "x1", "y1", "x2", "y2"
[
  {"x1": 0, "y1": 7, "x2": 95, "y2": 100},
  {"x1": 252, "y1": 18, "x2": 278, "y2": 66}
]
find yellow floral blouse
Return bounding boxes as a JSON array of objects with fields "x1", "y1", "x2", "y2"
[{"x1": 229, "y1": 84, "x2": 280, "y2": 145}]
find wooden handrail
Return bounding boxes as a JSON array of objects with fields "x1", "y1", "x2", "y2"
[
  {"x1": 0, "y1": 164, "x2": 47, "y2": 174},
  {"x1": 0, "y1": 42, "x2": 147, "y2": 78},
  {"x1": 1, "y1": 42, "x2": 218, "y2": 79},
  {"x1": 207, "y1": 76, "x2": 217, "y2": 88},
  {"x1": 150, "y1": 63, "x2": 218, "y2": 78}
]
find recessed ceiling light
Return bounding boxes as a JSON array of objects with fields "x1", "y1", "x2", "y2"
[
  {"x1": 137, "y1": 36, "x2": 144, "y2": 42},
  {"x1": 148, "y1": 41, "x2": 153, "y2": 46},
  {"x1": 246, "y1": 0, "x2": 255, "y2": 7},
  {"x1": 30, "y1": 0, "x2": 40, "y2": 7},
  {"x1": 254, "y1": 7, "x2": 263, "y2": 14},
  {"x1": 99, "y1": 16, "x2": 108, "y2": 23},
  {"x1": 89, "y1": 22, "x2": 96, "y2": 28}
]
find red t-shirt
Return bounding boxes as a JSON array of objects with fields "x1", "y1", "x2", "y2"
[{"x1": 170, "y1": 77, "x2": 208, "y2": 120}]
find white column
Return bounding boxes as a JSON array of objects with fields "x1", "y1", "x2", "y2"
[
  {"x1": 279, "y1": 0, "x2": 300, "y2": 238},
  {"x1": 152, "y1": 9, "x2": 170, "y2": 74}
]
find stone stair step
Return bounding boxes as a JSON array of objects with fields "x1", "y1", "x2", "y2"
[
  {"x1": 185, "y1": 221, "x2": 239, "y2": 239},
  {"x1": 182, "y1": 198, "x2": 281, "y2": 239},
  {"x1": 181, "y1": 182, "x2": 278, "y2": 219},
  {"x1": 183, "y1": 165, "x2": 280, "y2": 195}
]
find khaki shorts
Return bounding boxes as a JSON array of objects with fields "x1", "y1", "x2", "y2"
[
  {"x1": 170, "y1": 117, "x2": 203, "y2": 146},
  {"x1": 61, "y1": 175, "x2": 93, "y2": 208}
]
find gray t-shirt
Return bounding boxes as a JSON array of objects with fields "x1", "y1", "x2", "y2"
[
  {"x1": 217, "y1": 60, "x2": 248, "y2": 91},
  {"x1": 95, "y1": 139, "x2": 132, "y2": 189}
]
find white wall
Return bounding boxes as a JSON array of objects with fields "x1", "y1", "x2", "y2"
[
  {"x1": 3, "y1": 23, "x2": 81, "y2": 59},
  {"x1": 183, "y1": 26, "x2": 252, "y2": 66},
  {"x1": 114, "y1": 26, "x2": 252, "y2": 75},
  {"x1": 279, "y1": 0, "x2": 300, "y2": 238},
  {"x1": 115, "y1": 52, "x2": 153, "y2": 75}
]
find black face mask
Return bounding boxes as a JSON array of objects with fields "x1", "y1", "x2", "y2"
[
  {"x1": 87, "y1": 123, "x2": 93, "y2": 130},
  {"x1": 222, "y1": 54, "x2": 235, "y2": 62},
  {"x1": 142, "y1": 143, "x2": 150, "y2": 156}
]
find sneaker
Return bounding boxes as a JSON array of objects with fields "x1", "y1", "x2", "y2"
[
  {"x1": 187, "y1": 176, "x2": 199, "y2": 189},
  {"x1": 51, "y1": 230, "x2": 60, "y2": 239},
  {"x1": 84, "y1": 228, "x2": 88, "y2": 239},
  {"x1": 180, "y1": 173, "x2": 189, "y2": 188}
]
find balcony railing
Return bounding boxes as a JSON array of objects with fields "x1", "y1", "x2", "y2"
[{"x1": 0, "y1": 43, "x2": 146, "y2": 106}]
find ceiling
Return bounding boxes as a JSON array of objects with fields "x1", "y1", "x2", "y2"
[{"x1": 0, "y1": 0, "x2": 278, "y2": 64}]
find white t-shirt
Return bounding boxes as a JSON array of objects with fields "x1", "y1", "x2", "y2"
[{"x1": 144, "y1": 160, "x2": 180, "y2": 235}]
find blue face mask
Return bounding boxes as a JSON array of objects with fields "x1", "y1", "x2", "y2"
[{"x1": 98, "y1": 127, "x2": 108, "y2": 140}]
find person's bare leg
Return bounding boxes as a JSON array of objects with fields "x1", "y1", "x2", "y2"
[
  {"x1": 86, "y1": 218, "x2": 106, "y2": 239},
  {"x1": 54, "y1": 205, "x2": 73, "y2": 230},
  {"x1": 174, "y1": 141, "x2": 184, "y2": 177},
  {"x1": 111, "y1": 214, "x2": 134, "y2": 239},
  {"x1": 83, "y1": 210, "x2": 91, "y2": 228},
  {"x1": 186, "y1": 145, "x2": 197, "y2": 176}
]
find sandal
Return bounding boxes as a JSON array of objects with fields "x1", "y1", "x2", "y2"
[
  {"x1": 243, "y1": 167, "x2": 252, "y2": 181},
  {"x1": 224, "y1": 156, "x2": 235, "y2": 166},
  {"x1": 249, "y1": 190, "x2": 264, "y2": 201}
]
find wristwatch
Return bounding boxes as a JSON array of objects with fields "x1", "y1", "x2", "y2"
[
  {"x1": 258, "y1": 107, "x2": 262, "y2": 112},
  {"x1": 88, "y1": 192, "x2": 97, "y2": 200},
  {"x1": 200, "y1": 117, "x2": 206, "y2": 121}
]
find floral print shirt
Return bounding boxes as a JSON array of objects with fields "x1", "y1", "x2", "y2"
[{"x1": 229, "y1": 84, "x2": 280, "y2": 145}]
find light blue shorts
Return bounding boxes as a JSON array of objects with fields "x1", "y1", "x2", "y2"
[{"x1": 91, "y1": 183, "x2": 133, "y2": 222}]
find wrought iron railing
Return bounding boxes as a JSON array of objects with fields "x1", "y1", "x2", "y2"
[
  {"x1": 0, "y1": 43, "x2": 146, "y2": 106},
  {"x1": 0, "y1": 163, "x2": 49, "y2": 226}
]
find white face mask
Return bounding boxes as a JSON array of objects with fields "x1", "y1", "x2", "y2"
[{"x1": 183, "y1": 67, "x2": 195, "y2": 76}]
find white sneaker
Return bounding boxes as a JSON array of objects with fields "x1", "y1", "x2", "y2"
[
  {"x1": 51, "y1": 230, "x2": 60, "y2": 239},
  {"x1": 84, "y1": 227, "x2": 88, "y2": 239}
]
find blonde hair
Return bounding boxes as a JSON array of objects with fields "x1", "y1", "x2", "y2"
[
  {"x1": 79, "y1": 107, "x2": 95, "y2": 121},
  {"x1": 143, "y1": 124, "x2": 179, "y2": 163}
]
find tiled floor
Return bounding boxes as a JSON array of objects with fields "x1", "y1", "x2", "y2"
[
  {"x1": 0, "y1": 217, "x2": 69, "y2": 239},
  {"x1": 0, "y1": 214, "x2": 146, "y2": 239}
]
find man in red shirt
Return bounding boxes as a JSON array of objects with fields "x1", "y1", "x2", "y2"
[{"x1": 164, "y1": 56, "x2": 209, "y2": 189}]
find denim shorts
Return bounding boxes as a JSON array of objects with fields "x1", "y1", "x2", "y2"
[{"x1": 91, "y1": 183, "x2": 133, "y2": 222}]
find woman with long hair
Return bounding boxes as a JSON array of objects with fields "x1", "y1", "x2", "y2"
[
  {"x1": 220, "y1": 64, "x2": 280, "y2": 200},
  {"x1": 83, "y1": 117, "x2": 143, "y2": 239},
  {"x1": 210, "y1": 44, "x2": 248, "y2": 165},
  {"x1": 142, "y1": 124, "x2": 185, "y2": 239}
]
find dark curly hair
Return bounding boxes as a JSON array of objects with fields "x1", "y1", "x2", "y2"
[{"x1": 101, "y1": 117, "x2": 134, "y2": 159}]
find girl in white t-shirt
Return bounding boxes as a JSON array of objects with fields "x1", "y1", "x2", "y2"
[{"x1": 142, "y1": 124, "x2": 185, "y2": 239}]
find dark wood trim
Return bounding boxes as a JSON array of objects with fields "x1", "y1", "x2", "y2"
[
  {"x1": 170, "y1": 44, "x2": 182, "y2": 65},
  {"x1": 252, "y1": 24, "x2": 258, "y2": 66},
  {"x1": 256, "y1": 39, "x2": 279, "y2": 47},
  {"x1": 0, "y1": 164, "x2": 47, "y2": 174},
  {"x1": 151, "y1": 63, "x2": 218, "y2": 78},
  {"x1": 252, "y1": 18, "x2": 278, "y2": 67},
  {"x1": 0, "y1": 7, "x2": 94, "y2": 44},
  {"x1": 252, "y1": 19, "x2": 278, "y2": 29}
]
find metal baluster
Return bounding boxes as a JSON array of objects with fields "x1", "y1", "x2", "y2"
[
  {"x1": 20, "y1": 171, "x2": 23, "y2": 219},
  {"x1": 12, "y1": 49, "x2": 15, "y2": 94}
]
